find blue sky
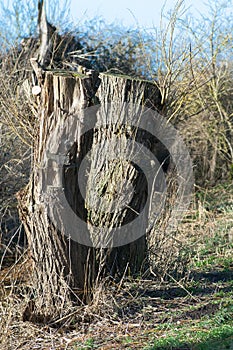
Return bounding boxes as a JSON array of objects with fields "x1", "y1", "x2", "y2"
[{"x1": 69, "y1": 0, "x2": 209, "y2": 28}]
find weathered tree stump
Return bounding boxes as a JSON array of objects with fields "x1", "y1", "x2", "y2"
[{"x1": 17, "y1": 67, "x2": 163, "y2": 320}]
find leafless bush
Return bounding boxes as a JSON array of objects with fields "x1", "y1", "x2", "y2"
[
  {"x1": 0, "y1": 44, "x2": 35, "y2": 252},
  {"x1": 146, "y1": 0, "x2": 233, "y2": 185}
]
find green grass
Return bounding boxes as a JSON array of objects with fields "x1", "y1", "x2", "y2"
[
  {"x1": 193, "y1": 255, "x2": 233, "y2": 271},
  {"x1": 144, "y1": 300, "x2": 233, "y2": 348},
  {"x1": 76, "y1": 338, "x2": 96, "y2": 349},
  {"x1": 141, "y1": 184, "x2": 233, "y2": 350},
  {"x1": 145, "y1": 325, "x2": 233, "y2": 350},
  {"x1": 144, "y1": 297, "x2": 232, "y2": 337}
]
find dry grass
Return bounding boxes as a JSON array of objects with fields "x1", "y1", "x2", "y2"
[
  {"x1": 0, "y1": 183, "x2": 232, "y2": 349},
  {"x1": 0, "y1": 1, "x2": 232, "y2": 349}
]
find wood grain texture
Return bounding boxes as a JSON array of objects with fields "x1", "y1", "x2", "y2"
[{"x1": 18, "y1": 68, "x2": 162, "y2": 319}]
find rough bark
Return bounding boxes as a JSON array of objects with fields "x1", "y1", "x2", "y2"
[{"x1": 17, "y1": 68, "x2": 162, "y2": 320}]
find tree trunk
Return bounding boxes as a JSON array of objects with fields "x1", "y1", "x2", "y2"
[{"x1": 17, "y1": 68, "x2": 162, "y2": 320}]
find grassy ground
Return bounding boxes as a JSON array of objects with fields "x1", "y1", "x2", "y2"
[{"x1": 0, "y1": 182, "x2": 232, "y2": 349}]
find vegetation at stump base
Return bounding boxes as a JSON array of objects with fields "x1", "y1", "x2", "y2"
[{"x1": 0, "y1": 0, "x2": 233, "y2": 349}]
